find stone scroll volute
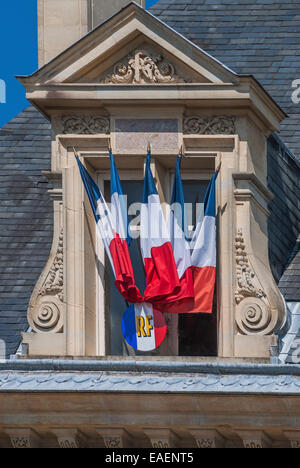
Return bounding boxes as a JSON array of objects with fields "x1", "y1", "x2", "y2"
[
  {"x1": 27, "y1": 226, "x2": 64, "y2": 334},
  {"x1": 233, "y1": 183, "x2": 287, "y2": 340}
]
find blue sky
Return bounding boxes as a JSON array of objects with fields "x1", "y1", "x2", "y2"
[
  {"x1": 0, "y1": 0, "x2": 38, "y2": 128},
  {"x1": 0, "y1": 0, "x2": 159, "y2": 128},
  {"x1": 146, "y1": 0, "x2": 159, "y2": 7}
]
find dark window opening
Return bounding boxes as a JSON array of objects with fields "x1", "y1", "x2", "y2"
[{"x1": 105, "y1": 178, "x2": 217, "y2": 357}]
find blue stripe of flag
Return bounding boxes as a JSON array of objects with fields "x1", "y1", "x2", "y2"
[
  {"x1": 76, "y1": 157, "x2": 104, "y2": 223},
  {"x1": 109, "y1": 149, "x2": 130, "y2": 244},
  {"x1": 171, "y1": 155, "x2": 186, "y2": 234},
  {"x1": 121, "y1": 304, "x2": 137, "y2": 350},
  {"x1": 142, "y1": 151, "x2": 158, "y2": 203},
  {"x1": 203, "y1": 171, "x2": 218, "y2": 218}
]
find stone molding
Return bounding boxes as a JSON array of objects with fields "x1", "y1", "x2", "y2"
[
  {"x1": 1, "y1": 367, "x2": 300, "y2": 394},
  {"x1": 183, "y1": 115, "x2": 236, "y2": 135},
  {"x1": 233, "y1": 172, "x2": 273, "y2": 217},
  {"x1": 102, "y1": 49, "x2": 187, "y2": 84}
]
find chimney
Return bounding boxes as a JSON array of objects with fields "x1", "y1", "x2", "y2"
[{"x1": 38, "y1": 0, "x2": 145, "y2": 67}]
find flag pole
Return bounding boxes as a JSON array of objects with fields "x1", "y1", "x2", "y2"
[
  {"x1": 73, "y1": 147, "x2": 80, "y2": 159},
  {"x1": 107, "y1": 140, "x2": 132, "y2": 313},
  {"x1": 216, "y1": 161, "x2": 222, "y2": 173}
]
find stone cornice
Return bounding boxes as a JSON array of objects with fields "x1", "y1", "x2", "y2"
[
  {"x1": 0, "y1": 360, "x2": 300, "y2": 394},
  {"x1": 1, "y1": 359, "x2": 300, "y2": 374},
  {"x1": 233, "y1": 172, "x2": 273, "y2": 217}
]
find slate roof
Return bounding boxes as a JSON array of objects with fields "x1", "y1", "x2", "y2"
[
  {"x1": 278, "y1": 236, "x2": 300, "y2": 301},
  {"x1": 151, "y1": 0, "x2": 300, "y2": 159},
  {"x1": 267, "y1": 134, "x2": 300, "y2": 291},
  {"x1": 0, "y1": 106, "x2": 53, "y2": 357}
]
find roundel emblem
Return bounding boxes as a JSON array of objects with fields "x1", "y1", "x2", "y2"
[{"x1": 121, "y1": 303, "x2": 167, "y2": 352}]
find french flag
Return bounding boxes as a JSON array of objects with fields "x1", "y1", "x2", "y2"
[
  {"x1": 75, "y1": 153, "x2": 143, "y2": 303},
  {"x1": 141, "y1": 150, "x2": 180, "y2": 304},
  {"x1": 160, "y1": 155, "x2": 194, "y2": 312},
  {"x1": 121, "y1": 303, "x2": 167, "y2": 352},
  {"x1": 163, "y1": 163, "x2": 219, "y2": 314},
  {"x1": 188, "y1": 168, "x2": 219, "y2": 314}
]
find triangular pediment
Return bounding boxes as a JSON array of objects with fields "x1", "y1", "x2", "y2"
[
  {"x1": 18, "y1": 2, "x2": 239, "y2": 88},
  {"x1": 69, "y1": 39, "x2": 210, "y2": 85}
]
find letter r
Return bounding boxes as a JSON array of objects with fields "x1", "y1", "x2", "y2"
[{"x1": 136, "y1": 316, "x2": 146, "y2": 337}]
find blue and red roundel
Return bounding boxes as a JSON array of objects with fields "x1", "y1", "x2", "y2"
[{"x1": 121, "y1": 303, "x2": 167, "y2": 352}]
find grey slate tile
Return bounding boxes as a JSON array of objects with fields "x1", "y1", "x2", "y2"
[
  {"x1": 151, "y1": 0, "x2": 300, "y2": 158},
  {"x1": 0, "y1": 106, "x2": 53, "y2": 357}
]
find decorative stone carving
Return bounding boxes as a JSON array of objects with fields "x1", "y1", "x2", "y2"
[
  {"x1": 236, "y1": 430, "x2": 271, "y2": 448},
  {"x1": 51, "y1": 428, "x2": 87, "y2": 448},
  {"x1": 103, "y1": 437, "x2": 122, "y2": 448},
  {"x1": 102, "y1": 49, "x2": 187, "y2": 84},
  {"x1": 62, "y1": 115, "x2": 110, "y2": 134},
  {"x1": 96, "y1": 428, "x2": 132, "y2": 448},
  {"x1": 4, "y1": 428, "x2": 41, "y2": 449},
  {"x1": 189, "y1": 429, "x2": 225, "y2": 448},
  {"x1": 183, "y1": 115, "x2": 236, "y2": 135},
  {"x1": 143, "y1": 428, "x2": 179, "y2": 448},
  {"x1": 28, "y1": 228, "x2": 64, "y2": 334},
  {"x1": 234, "y1": 229, "x2": 275, "y2": 336},
  {"x1": 236, "y1": 297, "x2": 272, "y2": 336},
  {"x1": 235, "y1": 228, "x2": 266, "y2": 305},
  {"x1": 284, "y1": 431, "x2": 300, "y2": 448},
  {"x1": 39, "y1": 229, "x2": 63, "y2": 302},
  {"x1": 31, "y1": 296, "x2": 62, "y2": 333}
]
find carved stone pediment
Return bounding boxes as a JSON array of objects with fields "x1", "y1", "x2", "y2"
[{"x1": 100, "y1": 49, "x2": 189, "y2": 84}]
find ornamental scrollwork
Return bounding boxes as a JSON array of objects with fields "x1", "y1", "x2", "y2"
[
  {"x1": 235, "y1": 228, "x2": 274, "y2": 335},
  {"x1": 28, "y1": 229, "x2": 64, "y2": 333},
  {"x1": 10, "y1": 437, "x2": 31, "y2": 449},
  {"x1": 236, "y1": 297, "x2": 272, "y2": 335},
  {"x1": 235, "y1": 228, "x2": 266, "y2": 305},
  {"x1": 183, "y1": 115, "x2": 236, "y2": 135},
  {"x1": 102, "y1": 49, "x2": 187, "y2": 84},
  {"x1": 152, "y1": 440, "x2": 170, "y2": 448},
  {"x1": 39, "y1": 229, "x2": 63, "y2": 302},
  {"x1": 62, "y1": 115, "x2": 110, "y2": 134},
  {"x1": 196, "y1": 438, "x2": 215, "y2": 449},
  {"x1": 104, "y1": 437, "x2": 122, "y2": 448}
]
